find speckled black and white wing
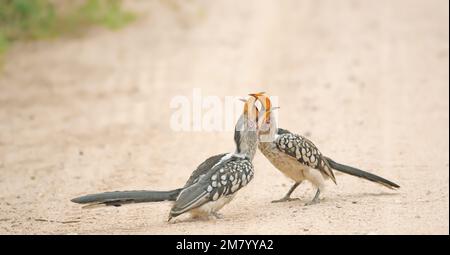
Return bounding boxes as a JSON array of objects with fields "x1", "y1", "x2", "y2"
[
  {"x1": 183, "y1": 153, "x2": 228, "y2": 188},
  {"x1": 275, "y1": 128, "x2": 336, "y2": 183},
  {"x1": 169, "y1": 155, "x2": 254, "y2": 218}
]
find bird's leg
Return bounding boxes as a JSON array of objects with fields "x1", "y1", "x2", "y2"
[
  {"x1": 305, "y1": 188, "x2": 321, "y2": 206},
  {"x1": 211, "y1": 212, "x2": 224, "y2": 219},
  {"x1": 271, "y1": 182, "x2": 302, "y2": 203}
]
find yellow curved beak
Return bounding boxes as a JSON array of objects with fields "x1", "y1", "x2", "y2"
[
  {"x1": 249, "y1": 92, "x2": 272, "y2": 124},
  {"x1": 242, "y1": 96, "x2": 259, "y2": 123}
]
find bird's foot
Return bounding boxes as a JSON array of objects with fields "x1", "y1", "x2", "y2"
[
  {"x1": 271, "y1": 197, "x2": 300, "y2": 203},
  {"x1": 304, "y1": 188, "x2": 321, "y2": 206},
  {"x1": 211, "y1": 212, "x2": 224, "y2": 219},
  {"x1": 304, "y1": 199, "x2": 320, "y2": 206}
]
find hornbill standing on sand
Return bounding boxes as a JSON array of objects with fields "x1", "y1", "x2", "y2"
[
  {"x1": 71, "y1": 96, "x2": 264, "y2": 221},
  {"x1": 250, "y1": 92, "x2": 399, "y2": 205}
]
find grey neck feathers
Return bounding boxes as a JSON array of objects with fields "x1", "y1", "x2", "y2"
[{"x1": 234, "y1": 115, "x2": 258, "y2": 160}]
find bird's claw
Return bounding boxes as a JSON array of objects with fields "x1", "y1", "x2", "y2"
[
  {"x1": 304, "y1": 199, "x2": 320, "y2": 206},
  {"x1": 211, "y1": 212, "x2": 223, "y2": 219}
]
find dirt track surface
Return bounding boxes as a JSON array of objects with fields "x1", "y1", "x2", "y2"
[{"x1": 0, "y1": 0, "x2": 448, "y2": 234}]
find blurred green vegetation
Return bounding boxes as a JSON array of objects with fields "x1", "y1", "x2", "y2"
[{"x1": 0, "y1": 0, "x2": 135, "y2": 61}]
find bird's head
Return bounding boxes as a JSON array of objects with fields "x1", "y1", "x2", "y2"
[
  {"x1": 248, "y1": 92, "x2": 279, "y2": 138},
  {"x1": 236, "y1": 95, "x2": 259, "y2": 132}
]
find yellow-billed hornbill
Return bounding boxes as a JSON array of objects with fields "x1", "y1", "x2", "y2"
[
  {"x1": 71, "y1": 96, "x2": 265, "y2": 221},
  {"x1": 251, "y1": 92, "x2": 399, "y2": 205}
]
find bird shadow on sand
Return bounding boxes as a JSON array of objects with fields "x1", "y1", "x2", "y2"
[
  {"x1": 168, "y1": 215, "x2": 221, "y2": 224},
  {"x1": 269, "y1": 191, "x2": 401, "y2": 207},
  {"x1": 337, "y1": 191, "x2": 400, "y2": 199},
  {"x1": 324, "y1": 191, "x2": 401, "y2": 204}
]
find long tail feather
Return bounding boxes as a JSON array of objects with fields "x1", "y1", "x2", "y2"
[
  {"x1": 71, "y1": 189, "x2": 182, "y2": 208},
  {"x1": 325, "y1": 157, "x2": 400, "y2": 189}
]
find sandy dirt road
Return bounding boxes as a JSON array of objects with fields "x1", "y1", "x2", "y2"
[{"x1": 0, "y1": 0, "x2": 448, "y2": 234}]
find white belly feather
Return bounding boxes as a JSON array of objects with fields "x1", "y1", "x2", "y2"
[
  {"x1": 189, "y1": 194, "x2": 236, "y2": 218},
  {"x1": 259, "y1": 142, "x2": 326, "y2": 189}
]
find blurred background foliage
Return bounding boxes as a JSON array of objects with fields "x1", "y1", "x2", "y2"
[{"x1": 0, "y1": 0, "x2": 135, "y2": 59}]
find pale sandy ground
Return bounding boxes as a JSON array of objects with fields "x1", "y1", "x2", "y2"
[{"x1": 0, "y1": 0, "x2": 448, "y2": 234}]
